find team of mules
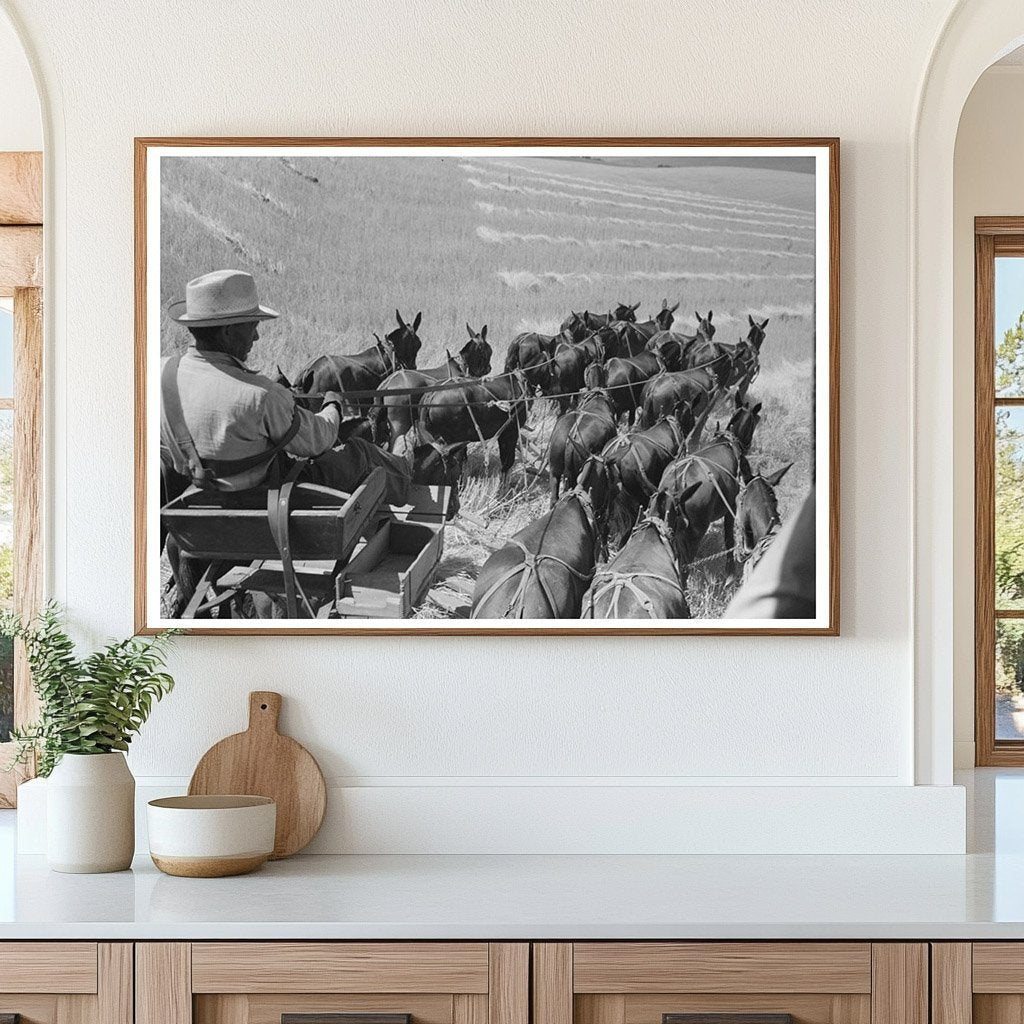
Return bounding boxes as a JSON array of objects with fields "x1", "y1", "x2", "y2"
[
  {"x1": 169, "y1": 301, "x2": 790, "y2": 620},
  {"x1": 467, "y1": 302, "x2": 791, "y2": 620}
]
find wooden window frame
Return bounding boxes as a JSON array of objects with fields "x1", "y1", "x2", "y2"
[{"x1": 0, "y1": 151, "x2": 43, "y2": 806}]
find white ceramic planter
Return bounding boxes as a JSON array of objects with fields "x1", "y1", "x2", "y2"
[{"x1": 46, "y1": 752, "x2": 135, "y2": 873}]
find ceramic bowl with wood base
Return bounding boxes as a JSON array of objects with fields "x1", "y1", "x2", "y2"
[{"x1": 147, "y1": 795, "x2": 276, "y2": 877}]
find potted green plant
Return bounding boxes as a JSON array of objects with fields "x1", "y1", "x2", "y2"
[{"x1": 2, "y1": 603, "x2": 177, "y2": 873}]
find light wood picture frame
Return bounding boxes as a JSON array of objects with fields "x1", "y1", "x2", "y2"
[{"x1": 135, "y1": 137, "x2": 839, "y2": 636}]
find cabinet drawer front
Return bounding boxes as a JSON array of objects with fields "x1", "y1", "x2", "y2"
[
  {"x1": 197, "y1": 993, "x2": 459, "y2": 1024},
  {"x1": 191, "y1": 944, "x2": 491, "y2": 994},
  {"x1": 974, "y1": 944, "x2": 1024, "y2": 992},
  {"x1": 573, "y1": 944, "x2": 872, "y2": 994},
  {"x1": 0, "y1": 943, "x2": 98, "y2": 994}
]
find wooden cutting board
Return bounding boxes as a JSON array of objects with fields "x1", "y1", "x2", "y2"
[{"x1": 188, "y1": 691, "x2": 326, "y2": 859}]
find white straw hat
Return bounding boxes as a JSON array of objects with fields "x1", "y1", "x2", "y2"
[{"x1": 167, "y1": 269, "x2": 279, "y2": 327}]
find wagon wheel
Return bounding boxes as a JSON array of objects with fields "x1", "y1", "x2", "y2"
[{"x1": 181, "y1": 564, "x2": 244, "y2": 619}]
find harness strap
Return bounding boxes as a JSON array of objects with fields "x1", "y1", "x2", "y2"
[
  {"x1": 267, "y1": 458, "x2": 315, "y2": 619},
  {"x1": 669, "y1": 451, "x2": 741, "y2": 518},
  {"x1": 587, "y1": 569, "x2": 685, "y2": 618},
  {"x1": 161, "y1": 355, "x2": 213, "y2": 489},
  {"x1": 472, "y1": 494, "x2": 598, "y2": 618},
  {"x1": 161, "y1": 355, "x2": 304, "y2": 489}
]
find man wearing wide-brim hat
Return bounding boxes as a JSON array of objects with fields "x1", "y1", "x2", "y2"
[{"x1": 160, "y1": 269, "x2": 410, "y2": 503}]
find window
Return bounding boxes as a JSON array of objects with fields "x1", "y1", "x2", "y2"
[
  {"x1": 0, "y1": 149, "x2": 43, "y2": 805},
  {"x1": 976, "y1": 219, "x2": 1024, "y2": 764}
]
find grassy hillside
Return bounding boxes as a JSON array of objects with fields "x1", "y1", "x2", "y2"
[{"x1": 159, "y1": 152, "x2": 819, "y2": 620}]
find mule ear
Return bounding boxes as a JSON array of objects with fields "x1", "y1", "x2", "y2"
[
  {"x1": 662, "y1": 298, "x2": 669, "y2": 309},
  {"x1": 695, "y1": 311, "x2": 702, "y2": 322},
  {"x1": 647, "y1": 489, "x2": 669, "y2": 519},
  {"x1": 396, "y1": 309, "x2": 407, "y2": 329},
  {"x1": 413, "y1": 311, "x2": 422, "y2": 331},
  {"x1": 753, "y1": 402, "x2": 763, "y2": 415},
  {"x1": 707, "y1": 310, "x2": 713, "y2": 322},
  {"x1": 760, "y1": 317, "x2": 769, "y2": 330},
  {"x1": 748, "y1": 313, "x2": 756, "y2": 327},
  {"x1": 678, "y1": 481, "x2": 702, "y2": 506},
  {"x1": 481, "y1": 324, "x2": 488, "y2": 341},
  {"x1": 670, "y1": 301, "x2": 679, "y2": 313},
  {"x1": 466, "y1": 322, "x2": 474, "y2": 338},
  {"x1": 765, "y1": 461, "x2": 794, "y2": 487}
]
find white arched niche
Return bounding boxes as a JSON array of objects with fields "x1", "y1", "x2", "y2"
[{"x1": 914, "y1": 1, "x2": 1024, "y2": 785}]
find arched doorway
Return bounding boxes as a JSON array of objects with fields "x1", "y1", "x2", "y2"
[{"x1": 913, "y1": 1, "x2": 1024, "y2": 785}]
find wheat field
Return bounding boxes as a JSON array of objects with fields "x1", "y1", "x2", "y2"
[{"x1": 158, "y1": 152, "x2": 818, "y2": 619}]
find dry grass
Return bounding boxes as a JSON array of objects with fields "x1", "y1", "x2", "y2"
[{"x1": 158, "y1": 152, "x2": 818, "y2": 620}]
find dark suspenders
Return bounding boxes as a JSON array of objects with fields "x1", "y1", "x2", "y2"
[{"x1": 160, "y1": 355, "x2": 303, "y2": 490}]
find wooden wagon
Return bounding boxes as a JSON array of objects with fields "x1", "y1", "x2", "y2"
[
  {"x1": 333, "y1": 484, "x2": 450, "y2": 619},
  {"x1": 161, "y1": 468, "x2": 450, "y2": 621}
]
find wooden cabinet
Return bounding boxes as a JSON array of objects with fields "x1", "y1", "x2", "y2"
[
  {"x1": 136, "y1": 944, "x2": 528, "y2": 1024},
  {"x1": 932, "y1": 943, "x2": 1024, "y2": 1024},
  {"x1": 532, "y1": 944, "x2": 928, "y2": 1024},
  {"x1": 0, "y1": 943, "x2": 132, "y2": 1024}
]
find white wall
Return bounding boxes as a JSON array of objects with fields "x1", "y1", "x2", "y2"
[
  {"x1": 1, "y1": 0, "x2": 974, "y2": 851},
  {"x1": 952, "y1": 65, "x2": 1024, "y2": 767},
  {"x1": 0, "y1": 10, "x2": 40, "y2": 151}
]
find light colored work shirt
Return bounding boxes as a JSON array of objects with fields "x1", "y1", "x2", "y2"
[{"x1": 161, "y1": 348, "x2": 340, "y2": 491}]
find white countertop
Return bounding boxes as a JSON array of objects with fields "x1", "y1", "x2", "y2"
[
  {"x1": 1, "y1": 769, "x2": 1022, "y2": 941},
  {"x1": 0, "y1": 849, "x2": 1021, "y2": 940}
]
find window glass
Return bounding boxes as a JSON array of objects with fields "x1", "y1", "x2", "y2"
[
  {"x1": 0, "y1": 406, "x2": 12, "y2": 743},
  {"x1": 996, "y1": 257, "x2": 1024, "y2": 397},
  {"x1": 996, "y1": 407, "x2": 1024, "y2": 610},
  {"x1": 0, "y1": 307, "x2": 12, "y2": 399},
  {"x1": 997, "y1": 620, "x2": 1024, "y2": 740}
]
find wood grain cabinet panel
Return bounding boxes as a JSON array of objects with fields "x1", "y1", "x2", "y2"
[
  {"x1": 140, "y1": 943, "x2": 527, "y2": 1024},
  {"x1": 573, "y1": 944, "x2": 873, "y2": 994},
  {"x1": 191, "y1": 943, "x2": 490, "y2": 994},
  {"x1": 0, "y1": 943, "x2": 130, "y2": 1024},
  {"x1": 534, "y1": 944, "x2": 926, "y2": 1024},
  {"x1": 0, "y1": 943, "x2": 98, "y2": 994},
  {"x1": 946, "y1": 942, "x2": 1024, "y2": 1024}
]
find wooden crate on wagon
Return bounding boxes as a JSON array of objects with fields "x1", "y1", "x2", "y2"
[{"x1": 332, "y1": 483, "x2": 450, "y2": 619}]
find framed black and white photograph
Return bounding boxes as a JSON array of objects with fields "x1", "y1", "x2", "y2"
[{"x1": 135, "y1": 137, "x2": 839, "y2": 635}]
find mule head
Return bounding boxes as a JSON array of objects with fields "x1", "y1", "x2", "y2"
[
  {"x1": 736, "y1": 465, "x2": 788, "y2": 557},
  {"x1": 373, "y1": 331, "x2": 397, "y2": 372},
  {"x1": 727, "y1": 396, "x2": 763, "y2": 450},
  {"x1": 462, "y1": 323, "x2": 493, "y2": 377},
  {"x1": 746, "y1": 314, "x2": 769, "y2": 349},
  {"x1": 387, "y1": 309, "x2": 423, "y2": 369},
  {"x1": 576, "y1": 454, "x2": 618, "y2": 534},
  {"x1": 583, "y1": 360, "x2": 608, "y2": 391},
  {"x1": 411, "y1": 440, "x2": 469, "y2": 519},
  {"x1": 561, "y1": 310, "x2": 588, "y2": 342},
  {"x1": 593, "y1": 323, "x2": 620, "y2": 359},
  {"x1": 670, "y1": 398, "x2": 697, "y2": 439},
  {"x1": 648, "y1": 481, "x2": 701, "y2": 559},
  {"x1": 649, "y1": 333, "x2": 683, "y2": 371},
  {"x1": 695, "y1": 309, "x2": 715, "y2": 341},
  {"x1": 655, "y1": 299, "x2": 680, "y2": 331},
  {"x1": 613, "y1": 301, "x2": 640, "y2": 323}
]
